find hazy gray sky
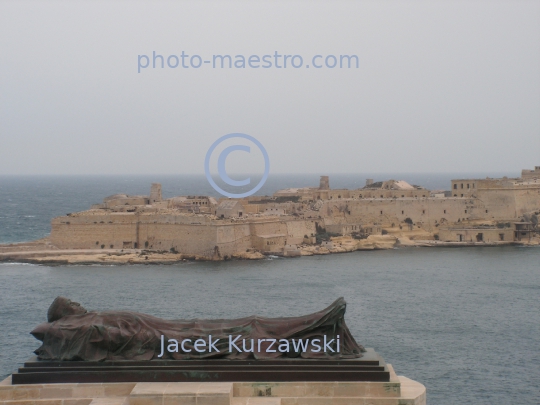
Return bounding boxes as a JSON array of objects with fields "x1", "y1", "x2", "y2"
[{"x1": 1, "y1": 0, "x2": 539, "y2": 175}]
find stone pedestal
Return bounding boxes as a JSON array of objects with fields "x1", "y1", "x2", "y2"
[{"x1": 0, "y1": 364, "x2": 426, "y2": 405}]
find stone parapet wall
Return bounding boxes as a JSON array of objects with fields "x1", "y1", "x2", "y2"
[
  {"x1": 50, "y1": 221, "x2": 137, "y2": 250},
  {"x1": 285, "y1": 220, "x2": 317, "y2": 244},
  {"x1": 139, "y1": 223, "x2": 218, "y2": 257},
  {"x1": 322, "y1": 198, "x2": 489, "y2": 229},
  {"x1": 50, "y1": 214, "x2": 317, "y2": 258},
  {"x1": 216, "y1": 224, "x2": 253, "y2": 257}
]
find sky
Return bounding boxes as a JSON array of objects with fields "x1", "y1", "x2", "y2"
[{"x1": 0, "y1": 0, "x2": 539, "y2": 176}]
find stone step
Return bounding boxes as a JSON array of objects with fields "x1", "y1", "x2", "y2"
[
  {"x1": 0, "y1": 384, "x2": 135, "y2": 401},
  {"x1": 0, "y1": 400, "x2": 127, "y2": 405},
  {"x1": 236, "y1": 398, "x2": 419, "y2": 405},
  {"x1": 232, "y1": 398, "x2": 281, "y2": 405},
  {"x1": 232, "y1": 381, "x2": 400, "y2": 398},
  {"x1": 89, "y1": 398, "x2": 129, "y2": 405},
  {"x1": 0, "y1": 400, "x2": 92, "y2": 405},
  {"x1": 130, "y1": 382, "x2": 232, "y2": 405}
]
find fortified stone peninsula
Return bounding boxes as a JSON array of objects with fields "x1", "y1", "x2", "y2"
[{"x1": 1, "y1": 167, "x2": 539, "y2": 264}]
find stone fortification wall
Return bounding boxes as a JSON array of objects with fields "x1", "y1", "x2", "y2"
[
  {"x1": 248, "y1": 220, "x2": 289, "y2": 238},
  {"x1": 439, "y1": 227, "x2": 514, "y2": 243},
  {"x1": 476, "y1": 181, "x2": 540, "y2": 218},
  {"x1": 513, "y1": 186, "x2": 540, "y2": 215},
  {"x1": 148, "y1": 214, "x2": 213, "y2": 225},
  {"x1": 285, "y1": 220, "x2": 317, "y2": 244},
  {"x1": 320, "y1": 188, "x2": 540, "y2": 230},
  {"x1": 247, "y1": 219, "x2": 316, "y2": 245},
  {"x1": 321, "y1": 198, "x2": 488, "y2": 229},
  {"x1": 51, "y1": 214, "x2": 138, "y2": 249},
  {"x1": 51, "y1": 213, "x2": 218, "y2": 255},
  {"x1": 50, "y1": 212, "x2": 316, "y2": 258},
  {"x1": 49, "y1": 176, "x2": 540, "y2": 255},
  {"x1": 104, "y1": 197, "x2": 148, "y2": 208},
  {"x1": 314, "y1": 189, "x2": 427, "y2": 201},
  {"x1": 475, "y1": 189, "x2": 517, "y2": 219},
  {"x1": 139, "y1": 223, "x2": 217, "y2": 257},
  {"x1": 216, "y1": 224, "x2": 252, "y2": 257},
  {"x1": 521, "y1": 166, "x2": 540, "y2": 180}
]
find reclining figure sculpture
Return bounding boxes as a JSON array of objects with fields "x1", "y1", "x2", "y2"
[{"x1": 31, "y1": 297, "x2": 365, "y2": 361}]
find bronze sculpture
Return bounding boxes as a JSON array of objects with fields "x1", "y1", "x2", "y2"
[{"x1": 31, "y1": 297, "x2": 365, "y2": 361}]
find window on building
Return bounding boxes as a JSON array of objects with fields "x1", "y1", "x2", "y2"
[
  {"x1": 454, "y1": 184, "x2": 457, "y2": 189},
  {"x1": 461, "y1": 194, "x2": 464, "y2": 197},
  {"x1": 465, "y1": 210, "x2": 467, "y2": 213},
  {"x1": 380, "y1": 211, "x2": 383, "y2": 215},
  {"x1": 486, "y1": 210, "x2": 488, "y2": 213},
  {"x1": 402, "y1": 210, "x2": 404, "y2": 214},
  {"x1": 461, "y1": 184, "x2": 464, "y2": 189},
  {"x1": 444, "y1": 210, "x2": 447, "y2": 214},
  {"x1": 467, "y1": 184, "x2": 470, "y2": 189},
  {"x1": 422, "y1": 210, "x2": 425, "y2": 214}
]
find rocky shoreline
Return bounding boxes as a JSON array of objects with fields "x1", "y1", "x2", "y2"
[{"x1": 0, "y1": 235, "x2": 538, "y2": 265}]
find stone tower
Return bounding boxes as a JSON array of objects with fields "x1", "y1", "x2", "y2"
[
  {"x1": 150, "y1": 183, "x2": 162, "y2": 203},
  {"x1": 366, "y1": 179, "x2": 374, "y2": 186},
  {"x1": 319, "y1": 176, "x2": 330, "y2": 190}
]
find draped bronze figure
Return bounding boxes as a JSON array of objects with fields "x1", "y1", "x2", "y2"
[{"x1": 31, "y1": 297, "x2": 365, "y2": 361}]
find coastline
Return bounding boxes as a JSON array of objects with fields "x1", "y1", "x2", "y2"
[{"x1": 1, "y1": 235, "x2": 538, "y2": 265}]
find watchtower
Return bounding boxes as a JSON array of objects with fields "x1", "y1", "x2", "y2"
[
  {"x1": 150, "y1": 183, "x2": 162, "y2": 203},
  {"x1": 319, "y1": 176, "x2": 330, "y2": 190}
]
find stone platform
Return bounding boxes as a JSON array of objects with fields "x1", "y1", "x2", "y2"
[
  {"x1": 0, "y1": 364, "x2": 426, "y2": 405},
  {"x1": 11, "y1": 350, "x2": 391, "y2": 385}
]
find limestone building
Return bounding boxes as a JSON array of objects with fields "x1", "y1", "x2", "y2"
[{"x1": 48, "y1": 166, "x2": 540, "y2": 257}]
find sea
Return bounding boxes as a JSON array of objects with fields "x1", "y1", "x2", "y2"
[{"x1": 0, "y1": 174, "x2": 539, "y2": 405}]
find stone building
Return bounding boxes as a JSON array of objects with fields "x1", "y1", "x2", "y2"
[
  {"x1": 168, "y1": 196, "x2": 216, "y2": 214},
  {"x1": 319, "y1": 176, "x2": 330, "y2": 190},
  {"x1": 216, "y1": 200, "x2": 244, "y2": 219},
  {"x1": 521, "y1": 166, "x2": 540, "y2": 180},
  {"x1": 47, "y1": 166, "x2": 540, "y2": 257},
  {"x1": 149, "y1": 183, "x2": 162, "y2": 203},
  {"x1": 325, "y1": 223, "x2": 382, "y2": 237},
  {"x1": 438, "y1": 226, "x2": 514, "y2": 243}
]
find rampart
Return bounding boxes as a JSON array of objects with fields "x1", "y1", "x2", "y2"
[
  {"x1": 320, "y1": 197, "x2": 490, "y2": 230},
  {"x1": 50, "y1": 213, "x2": 316, "y2": 258},
  {"x1": 47, "y1": 166, "x2": 540, "y2": 255}
]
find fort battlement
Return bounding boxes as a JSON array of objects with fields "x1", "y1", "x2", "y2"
[{"x1": 45, "y1": 166, "x2": 540, "y2": 258}]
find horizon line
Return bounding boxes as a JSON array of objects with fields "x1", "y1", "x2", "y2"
[{"x1": 0, "y1": 171, "x2": 521, "y2": 177}]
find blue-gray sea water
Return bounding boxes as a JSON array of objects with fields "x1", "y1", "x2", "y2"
[{"x1": 0, "y1": 174, "x2": 538, "y2": 405}]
